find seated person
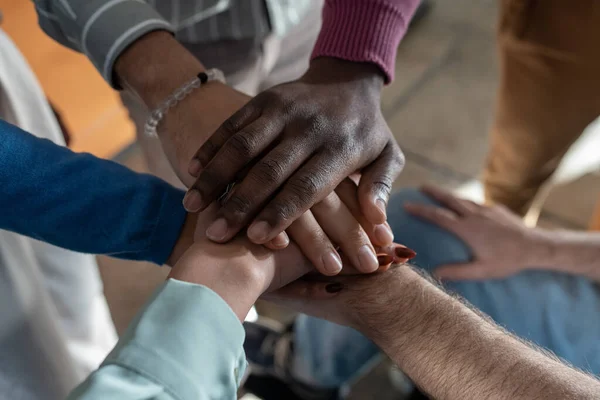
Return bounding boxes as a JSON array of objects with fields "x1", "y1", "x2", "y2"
[
  {"x1": 246, "y1": 186, "x2": 600, "y2": 398},
  {"x1": 69, "y1": 196, "x2": 600, "y2": 399}
]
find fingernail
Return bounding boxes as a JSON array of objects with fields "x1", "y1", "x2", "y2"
[
  {"x1": 322, "y1": 251, "x2": 343, "y2": 275},
  {"x1": 377, "y1": 254, "x2": 393, "y2": 266},
  {"x1": 325, "y1": 282, "x2": 343, "y2": 293},
  {"x1": 188, "y1": 158, "x2": 202, "y2": 176},
  {"x1": 271, "y1": 232, "x2": 290, "y2": 248},
  {"x1": 183, "y1": 190, "x2": 203, "y2": 212},
  {"x1": 395, "y1": 247, "x2": 417, "y2": 260},
  {"x1": 206, "y1": 218, "x2": 229, "y2": 242},
  {"x1": 374, "y1": 224, "x2": 394, "y2": 245},
  {"x1": 248, "y1": 221, "x2": 271, "y2": 243},
  {"x1": 357, "y1": 245, "x2": 379, "y2": 272}
]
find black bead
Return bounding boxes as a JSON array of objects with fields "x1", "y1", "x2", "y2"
[{"x1": 197, "y1": 72, "x2": 208, "y2": 84}]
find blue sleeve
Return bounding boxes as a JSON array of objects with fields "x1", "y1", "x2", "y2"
[
  {"x1": 68, "y1": 279, "x2": 247, "y2": 400},
  {"x1": 0, "y1": 119, "x2": 186, "y2": 265}
]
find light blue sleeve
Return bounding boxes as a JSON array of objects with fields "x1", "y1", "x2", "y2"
[{"x1": 68, "y1": 279, "x2": 247, "y2": 400}]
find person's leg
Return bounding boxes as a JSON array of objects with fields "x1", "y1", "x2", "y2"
[
  {"x1": 483, "y1": 0, "x2": 600, "y2": 215},
  {"x1": 292, "y1": 188, "x2": 600, "y2": 390}
]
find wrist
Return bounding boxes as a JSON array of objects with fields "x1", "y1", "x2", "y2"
[
  {"x1": 352, "y1": 266, "x2": 430, "y2": 345},
  {"x1": 165, "y1": 212, "x2": 197, "y2": 267},
  {"x1": 302, "y1": 57, "x2": 384, "y2": 94},
  {"x1": 169, "y1": 244, "x2": 264, "y2": 321},
  {"x1": 114, "y1": 31, "x2": 204, "y2": 109},
  {"x1": 525, "y1": 228, "x2": 562, "y2": 270}
]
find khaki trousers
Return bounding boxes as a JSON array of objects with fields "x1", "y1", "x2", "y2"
[{"x1": 483, "y1": 0, "x2": 600, "y2": 215}]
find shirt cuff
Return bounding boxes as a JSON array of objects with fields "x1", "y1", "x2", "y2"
[
  {"x1": 311, "y1": 0, "x2": 421, "y2": 83},
  {"x1": 145, "y1": 184, "x2": 187, "y2": 265},
  {"x1": 76, "y1": 0, "x2": 174, "y2": 87},
  {"x1": 103, "y1": 279, "x2": 247, "y2": 400}
]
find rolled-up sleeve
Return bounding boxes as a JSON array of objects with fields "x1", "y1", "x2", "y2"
[{"x1": 33, "y1": 0, "x2": 173, "y2": 87}]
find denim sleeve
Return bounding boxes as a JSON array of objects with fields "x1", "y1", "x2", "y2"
[
  {"x1": 68, "y1": 279, "x2": 247, "y2": 400},
  {"x1": 0, "y1": 119, "x2": 186, "y2": 265}
]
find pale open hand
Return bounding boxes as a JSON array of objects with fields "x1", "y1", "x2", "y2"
[{"x1": 403, "y1": 185, "x2": 547, "y2": 281}]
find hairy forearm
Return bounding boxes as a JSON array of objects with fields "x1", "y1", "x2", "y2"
[
  {"x1": 532, "y1": 229, "x2": 600, "y2": 282},
  {"x1": 368, "y1": 267, "x2": 600, "y2": 399}
]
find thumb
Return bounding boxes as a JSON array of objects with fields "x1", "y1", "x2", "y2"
[
  {"x1": 434, "y1": 262, "x2": 489, "y2": 281},
  {"x1": 358, "y1": 142, "x2": 404, "y2": 225}
]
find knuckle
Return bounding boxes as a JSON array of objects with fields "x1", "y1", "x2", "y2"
[
  {"x1": 222, "y1": 194, "x2": 253, "y2": 220},
  {"x1": 289, "y1": 174, "x2": 322, "y2": 199},
  {"x1": 255, "y1": 158, "x2": 286, "y2": 186},
  {"x1": 260, "y1": 89, "x2": 286, "y2": 107},
  {"x1": 306, "y1": 226, "x2": 329, "y2": 245},
  {"x1": 221, "y1": 115, "x2": 242, "y2": 135},
  {"x1": 227, "y1": 133, "x2": 256, "y2": 159},
  {"x1": 394, "y1": 148, "x2": 406, "y2": 170},
  {"x1": 330, "y1": 142, "x2": 358, "y2": 161},
  {"x1": 344, "y1": 226, "x2": 369, "y2": 246},
  {"x1": 305, "y1": 114, "x2": 328, "y2": 133},
  {"x1": 265, "y1": 201, "x2": 298, "y2": 227},
  {"x1": 196, "y1": 168, "x2": 226, "y2": 191},
  {"x1": 198, "y1": 140, "x2": 218, "y2": 160}
]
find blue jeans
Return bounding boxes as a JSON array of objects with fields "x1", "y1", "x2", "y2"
[{"x1": 291, "y1": 188, "x2": 600, "y2": 388}]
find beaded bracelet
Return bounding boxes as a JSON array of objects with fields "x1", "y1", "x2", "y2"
[{"x1": 144, "y1": 68, "x2": 226, "y2": 137}]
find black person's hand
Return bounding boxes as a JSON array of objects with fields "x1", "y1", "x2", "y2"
[{"x1": 183, "y1": 57, "x2": 404, "y2": 245}]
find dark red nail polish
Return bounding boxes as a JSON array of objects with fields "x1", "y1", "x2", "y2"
[
  {"x1": 377, "y1": 254, "x2": 393, "y2": 266},
  {"x1": 325, "y1": 283, "x2": 343, "y2": 293},
  {"x1": 395, "y1": 247, "x2": 417, "y2": 260}
]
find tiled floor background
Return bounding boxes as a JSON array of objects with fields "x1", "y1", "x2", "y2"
[{"x1": 2, "y1": 0, "x2": 600, "y2": 398}]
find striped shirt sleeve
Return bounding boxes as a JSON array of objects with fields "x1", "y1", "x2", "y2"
[{"x1": 32, "y1": 0, "x2": 174, "y2": 87}]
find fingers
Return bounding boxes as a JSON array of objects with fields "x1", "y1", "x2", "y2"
[
  {"x1": 204, "y1": 141, "x2": 313, "y2": 242},
  {"x1": 419, "y1": 185, "x2": 478, "y2": 216},
  {"x1": 404, "y1": 202, "x2": 459, "y2": 231},
  {"x1": 310, "y1": 191, "x2": 379, "y2": 273},
  {"x1": 184, "y1": 116, "x2": 284, "y2": 212},
  {"x1": 434, "y1": 262, "x2": 488, "y2": 281},
  {"x1": 286, "y1": 210, "x2": 343, "y2": 276},
  {"x1": 335, "y1": 178, "x2": 394, "y2": 247},
  {"x1": 247, "y1": 154, "x2": 347, "y2": 244},
  {"x1": 188, "y1": 98, "x2": 262, "y2": 176},
  {"x1": 263, "y1": 231, "x2": 290, "y2": 250},
  {"x1": 358, "y1": 141, "x2": 405, "y2": 225}
]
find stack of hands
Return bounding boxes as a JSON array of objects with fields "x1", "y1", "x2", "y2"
[
  {"x1": 116, "y1": 31, "x2": 414, "y2": 325},
  {"x1": 169, "y1": 176, "x2": 417, "y2": 324}
]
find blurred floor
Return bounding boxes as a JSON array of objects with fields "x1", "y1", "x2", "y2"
[
  {"x1": 0, "y1": 0, "x2": 135, "y2": 157},
  {"x1": 3, "y1": 0, "x2": 599, "y2": 398}
]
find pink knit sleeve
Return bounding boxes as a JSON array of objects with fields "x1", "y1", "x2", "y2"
[{"x1": 311, "y1": 0, "x2": 421, "y2": 83}]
